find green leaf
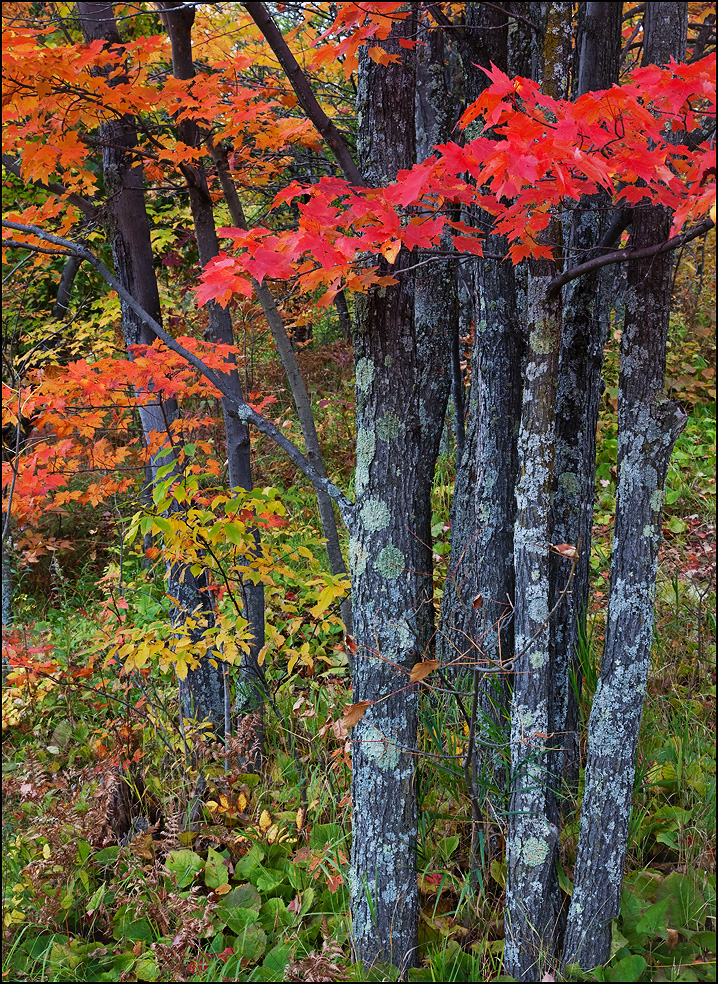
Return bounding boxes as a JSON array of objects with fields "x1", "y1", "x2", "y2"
[
  {"x1": 166, "y1": 848, "x2": 204, "y2": 889},
  {"x1": 255, "y1": 866, "x2": 287, "y2": 894},
  {"x1": 635, "y1": 895, "x2": 672, "y2": 938},
  {"x1": 656, "y1": 871, "x2": 707, "y2": 930},
  {"x1": 262, "y1": 940, "x2": 293, "y2": 976},
  {"x1": 604, "y1": 954, "x2": 647, "y2": 981},
  {"x1": 234, "y1": 924, "x2": 267, "y2": 964},
  {"x1": 221, "y1": 881, "x2": 261, "y2": 913},
  {"x1": 204, "y1": 847, "x2": 230, "y2": 889}
]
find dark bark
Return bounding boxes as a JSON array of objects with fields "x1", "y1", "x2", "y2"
[
  {"x1": 504, "y1": 6, "x2": 573, "y2": 980},
  {"x1": 549, "y1": 0, "x2": 622, "y2": 817},
  {"x1": 562, "y1": 3, "x2": 688, "y2": 970},
  {"x1": 349, "y1": 12, "x2": 439, "y2": 971},
  {"x1": 76, "y1": 1, "x2": 224, "y2": 734},
  {"x1": 160, "y1": 1, "x2": 266, "y2": 728}
]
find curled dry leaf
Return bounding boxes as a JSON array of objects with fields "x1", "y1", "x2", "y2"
[
  {"x1": 472, "y1": 593, "x2": 483, "y2": 609},
  {"x1": 409, "y1": 659, "x2": 439, "y2": 683},
  {"x1": 551, "y1": 542, "x2": 578, "y2": 561},
  {"x1": 341, "y1": 700, "x2": 372, "y2": 728},
  {"x1": 344, "y1": 634, "x2": 358, "y2": 655}
]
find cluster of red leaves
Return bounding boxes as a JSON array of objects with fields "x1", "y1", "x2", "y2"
[{"x1": 196, "y1": 56, "x2": 716, "y2": 306}]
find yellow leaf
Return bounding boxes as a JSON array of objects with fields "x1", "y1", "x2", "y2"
[
  {"x1": 259, "y1": 809, "x2": 272, "y2": 832},
  {"x1": 409, "y1": 660, "x2": 439, "y2": 684},
  {"x1": 214, "y1": 882, "x2": 232, "y2": 896},
  {"x1": 43, "y1": 843, "x2": 51, "y2": 859},
  {"x1": 237, "y1": 792, "x2": 248, "y2": 813},
  {"x1": 381, "y1": 239, "x2": 401, "y2": 263}
]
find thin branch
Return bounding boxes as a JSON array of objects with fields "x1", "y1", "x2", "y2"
[
  {"x1": 2, "y1": 154, "x2": 99, "y2": 219},
  {"x1": 2, "y1": 219, "x2": 356, "y2": 523},
  {"x1": 548, "y1": 217, "x2": 715, "y2": 295},
  {"x1": 242, "y1": 2, "x2": 363, "y2": 186}
]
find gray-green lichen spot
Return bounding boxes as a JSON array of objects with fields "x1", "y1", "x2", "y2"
[
  {"x1": 355, "y1": 357, "x2": 375, "y2": 393},
  {"x1": 376, "y1": 412, "x2": 402, "y2": 441},
  {"x1": 360, "y1": 498, "x2": 390, "y2": 531},
  {"x1": 349, "y1": 537, "x2": 368, "y2": 577},
  {"x1": 559, "y1": 471, "x2": 579, "y2": 496},
  {"x1": 522, "y1": 837, "x2": 549, "y2": 868},
  {"x1": 384, "y1": 355, "x2": 393, "y2": 367},
  {"x1": 364, "y1": 737, "x2": 401, "y2": 771},
  {"x1": 356, "y1": 428, "x2": 375, "y2": 497},
  {"x1": 375, "y1": 545, "x2": 404, "y2": 580},
  {"x1": 642, "y1": 524, "x2": 654, "y2": 538},
  {"x1": 650, "y1": 488, "x2": 665, "y2": 511},
  {"x1": 529, "y1": 323, "x2": 556, "y2": 355},
  {"x1": 530, "y1": 650, "x2": 547, "y2": 669}
]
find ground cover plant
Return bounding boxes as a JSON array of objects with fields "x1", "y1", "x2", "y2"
[{"x1": 2, "y1": 2, "x2": 716, "y2": 981}]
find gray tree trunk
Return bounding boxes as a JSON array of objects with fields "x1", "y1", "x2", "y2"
[
  {"x1": 548, "y1": 0, "x2": 623, "y2": 820},
  {"x1": 349, "y1": 11, "x2": 450, "y2": 970},
  {"x1": 504, "y1": 5, "x2": 573, "y2": 980},
  {"x1": 77, "y1": 1, "x2": 224, "y2": 734},
  {"x1": 562, "y1": 4, "x2": 688, "y2": 970}
]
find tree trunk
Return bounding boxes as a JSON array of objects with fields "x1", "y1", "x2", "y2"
[
  {"x1": 349, "y1": 12, "x2": 441, "y2": 971},
  {"x1": 548, "y1": 0, "x2": 622, "y2": 820},
  {"x1": 562, "y1": 3, "x2": 688, "y2": 970},
  {"x1": 77, "y1": 1, "x2": 224, "y2": 734},
  {"x1": 504, "y1": 5, "x2": 573, "y2": 979},
  {"x1": 160, "y1": 2, "x2": 266, "y2": 737}
]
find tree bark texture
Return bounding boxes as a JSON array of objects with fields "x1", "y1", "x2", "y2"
[
  {"x1": 77, "y1": 1, "x2": 224, "y2": 734},
  {"x1": 562, "y1": 4, "x2": 688, "y2": 969},
  {"x1": 548, "y1": 0, "x2": 623, "y2": 819},
  {"x1": 504, "y1": 5, "x2": 572, "y2": 979},
  {"x1": 349, "y1": 12, "x2": 446, "y2": 971}
]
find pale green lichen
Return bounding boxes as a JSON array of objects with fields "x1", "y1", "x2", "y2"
[
  {"x1": 384, "y1": 355, "x2": 393, "y2": 367},
  {"x1": 349, "y1": 537, "x2": 368, "y2": 576},
  {"x1": 529, "y1": 324, "x2": 556, "y2": 355},
  {"x1": 642, "y1": 524, "x2": 654, "y2": 537},
  {"x1": 522, "y1": 837, "x2": 549, "y2": 867},
  {"x1": 376, "y1": 412, "x2": 402, "y2": 441},
  {"x1": 360, "y1": 498, "x2": 390, "y2": 531},
  {"x1": 559, "y1": 471, "x2": 580, "y2": 495},
  {"x1": 375, "y1": 545, "x2": 404, "y2": 580},
  {"x1": 650, "y1": 488, "x2": 665, "y2": 511},
  {"x1": 356, "y1": 428, "x2": 376, "y2": 497},
  {"x1": 355, "y1": 357, "x2": 375, "y2": 392},
  {"x1": 530, "y1": 650, "x2": 547, "y2": 669}
]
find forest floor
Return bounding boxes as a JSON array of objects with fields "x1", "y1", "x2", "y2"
[{"x1": 2, "y1": 277, "x2": 715, "y2": 982}]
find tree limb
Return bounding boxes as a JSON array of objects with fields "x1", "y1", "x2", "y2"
[
  {"x1": 2, "y1": 154, "x2": 99, "y2": 219},
  {"x1": 2, "y1": 219, "x2": 356, "y2": 524},
  {"x1": 548, "y1": 217, "x2": 714, "y2": 295},
  {"x1": 242, "y1": 2, "x2": 364, "y2": 185}
]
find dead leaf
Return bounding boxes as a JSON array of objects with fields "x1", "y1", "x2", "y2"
[
  {"x1": 341, "y1": 700, "x2": 372, "y2": 728},
  {"x1": 472, "y1": 594, "x2": 483, "y2": 609},
  {"x1": 409, "y1": 660, "x2": 439, "y2": 683},
  {"x1": 551, "y1": 543, "x2": 578, "y2": 561},
  {"x1": 344, "y1": 634, "x2": 358, "y2": 655}
]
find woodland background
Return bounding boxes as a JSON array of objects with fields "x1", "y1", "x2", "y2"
[{"x1": 1, "y1": 2, "x2": 716, "y2": 982}]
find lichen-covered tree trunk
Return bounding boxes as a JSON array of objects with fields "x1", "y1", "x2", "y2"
[
  {"x1": 562, "y1": 5, "x2": 688, "y2": 969},
  {"x1": 349, "y1": 11, "x2": 447, "y2": 970},
  {"x1": 436, "y1": 5, "x2": 524, "y2": 872},
  {"x1": 504, "y1": 5, "x2": 572, "y2": 979},
  {"x1": 548, "y1": 0, "x2": 622, "y2": 817},
  {"x1": 77, "y1": 1, "x2": 224, "y2": 733}
]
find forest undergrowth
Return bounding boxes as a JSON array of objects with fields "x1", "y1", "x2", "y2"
[{"x1": 2, "y1": 264, "x2": 716, "y2": 983}]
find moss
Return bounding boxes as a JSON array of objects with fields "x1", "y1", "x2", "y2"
[
  {"x1": 360, "y1": 498, "x2": 390, "y2": 531},
  {"x1": 375, "y1": 545, "x2": 405, "y2": 580}
]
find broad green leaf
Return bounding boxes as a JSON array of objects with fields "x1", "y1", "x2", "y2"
[
  {"x1": 166, "y1": 848, "x2": 204, "y2": 889},
  {"x1": 205, "y1": 846, "x2": 230, "y2": 889}
]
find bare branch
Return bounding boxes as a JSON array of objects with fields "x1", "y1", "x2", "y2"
[{"x1": 548, "y1": 217, "x2": 715, "y2": 295}]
